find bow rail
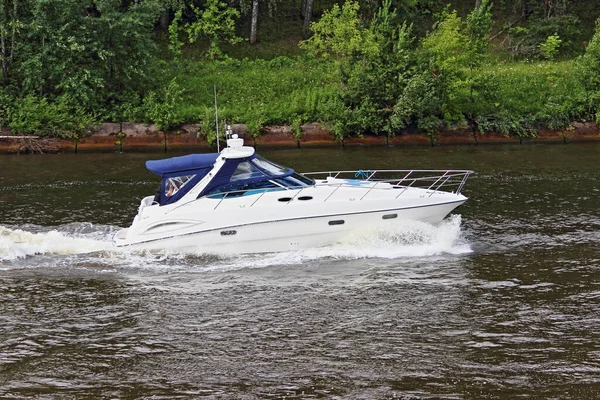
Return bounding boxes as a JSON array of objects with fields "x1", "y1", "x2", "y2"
[
  {"x1": 192, "y1": 169, "x2": 473, "y2": 211},
  {"x1": 302, "y1": 169, "x2": 473, "y2": 196}
]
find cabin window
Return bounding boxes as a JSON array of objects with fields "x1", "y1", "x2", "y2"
[{"x1": 165, "y1": 175, "x2": 195, "y2": 197}]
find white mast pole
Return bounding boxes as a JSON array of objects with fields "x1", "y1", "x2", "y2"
[{"x1": 214, "y1": 85, "x2": 220, "y2": 152}]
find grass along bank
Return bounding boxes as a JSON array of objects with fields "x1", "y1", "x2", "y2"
[{"x1": 156, "y1": 56, "x2": 597, "y2": 144}]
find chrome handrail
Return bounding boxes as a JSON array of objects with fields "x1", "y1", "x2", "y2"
[{"x1": 303, "y1": 169, "x2": 473, "y2": 194}]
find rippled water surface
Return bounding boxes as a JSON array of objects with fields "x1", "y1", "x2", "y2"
[{"x1": 1, "y1": 143, "x2": 599, "y2": 399}]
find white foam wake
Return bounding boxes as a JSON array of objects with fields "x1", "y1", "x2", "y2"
[
  {"x1": 0, "y1": 225, "x2": 113, "y2": 261},
  {"x1": 0, "y1": 216, "x2": 471, "y2": 271},
  {"x1": 202, "y1": 215, "x2": 472, "y2": 272},
  {"x1": 337, "y1": 214, "x2": 471, "y2": 258}
]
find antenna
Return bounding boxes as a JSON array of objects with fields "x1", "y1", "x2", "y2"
[{"x1": 214, "y1": 85, "x2": 220, "y2": 152}]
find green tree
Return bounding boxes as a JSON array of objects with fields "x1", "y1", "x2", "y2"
[
  {"x1": 3, "y1": 0, "x2": 161, "y2": 114},
  {"x1": 405, "y1": 9, "x2": 465, "y2": 140},
  {"x1": 301, "y1": 0, "x2": 414, "y2": 142},
  {"x1": 168, "y1": 8, "x2": 185, "y2": 57},
  {"x1": 143, "y1": 78, "x2": 184, "y2": 152},
  {"x1": 577, "y1": 17, "x2": 600, "y2": 122},
  {"x1": 299, "y1": 1, "x2": 378, "y2": 60},
  {"x1": 392, "y1": 72, "x2": 444, "y2": 146},
  {"x1": 0, "y1": 0, "x2": 25, "y2": 84},
  {"x1": 339, "y1": 1, "x2": 415, "y2": 142},
  {"x1": 143, "y1": 78, "x2": 184, "y2": 132},
  {"x1": 462, "y1": 0, "x2": 493, "y2": 143},
  {"x1": 185, "y1": 0, "x2": 242, "y2": 60},
  {"x1": 503, "y1": 1, "x2": 581, "y2": 59},
  {"x1": 539, "y1": 34, "x2": 562, "y2": 60},
  {"x1": 415, "y1": 1, "x2": 493, "y2": 143}
]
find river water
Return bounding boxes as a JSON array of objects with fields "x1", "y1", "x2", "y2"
[{"x1": 0, "y1": 143, "x2": 599, "y2": 399}]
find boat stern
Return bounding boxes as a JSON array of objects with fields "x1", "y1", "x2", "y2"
[{"x1": 113, "y1": 228, "x2": 130, "y2": 247}]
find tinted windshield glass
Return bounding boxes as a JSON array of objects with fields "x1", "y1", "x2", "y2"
[
  {"x1": 291, "y1": 172, "x2": 314, "y2": 186},
  {"x1": 275, "y1": 173, "x2": 314, "y2": 188},
  {"x1": 252, "y1": 155, "x2": 291, "y2": 176},
  {"x1": 230, "y1": 161, "x2": 266, "y2": 182}
]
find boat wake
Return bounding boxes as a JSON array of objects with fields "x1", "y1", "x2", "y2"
[
  {"x1": 0, "y1": 224, "x2": 114, "y2": 262},
  {"x1": 0, "y1": 216, "x2": 470, "y2": 271},
  {"x1": 218, "y1": 214, "x2": 471, "y2": 271}
]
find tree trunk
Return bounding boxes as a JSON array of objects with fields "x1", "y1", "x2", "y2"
[
  {"x1": 159, "y1": 10, "x2": 170, "y2": 31},
  {"x1": 475, "y1": 0, "x2": 481, "y2": 8},
  {"x1": 471, "y1": 121, "x2": 479, "y2": 145},
  {"x1": 1, "y1": 0, "x2": 14, "y2": 83},
  {"x1": 250, "y1": 0, "x2": 259, "y2": 44},
  {"x1": 521, "y1": 0, "x2": 529, "y2": 19},
  {"x1": 9, "y1": 0, "x2": 16, "y2": 62},
  {"x1": 302, "y1": 0, "x2": 313, "y2": 39},
  {"x1": 1, "y1": 35, "x2": 7, "y2": 83}
]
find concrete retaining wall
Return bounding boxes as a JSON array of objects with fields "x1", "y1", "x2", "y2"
[{"x1": 1, "y1": 122, "x2": 599, "y2": 153}]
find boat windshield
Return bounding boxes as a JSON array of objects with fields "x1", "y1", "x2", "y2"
[
  {"x1": 199, "y1": 154, "x2": 315, "y2": 198},
  {"x1": 230, "y1": 161, "x2": 266, "y2": 182},
  {"x1": 252, "y1": 155, "x2": 291, "y2": 175},
  {"x1": 203, "y1": 156, "x2": 315, "y2": 198},
  {"x1": 228, "y1": 157, "x2": 314, "y2": 187},
  {"x1": 274, "y1": 172, "x2": 314, "y2": 188}
]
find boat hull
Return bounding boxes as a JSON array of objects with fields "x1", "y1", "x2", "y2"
[{"x1": 114, "y1": 199, "x2": 465, "y2": 254}]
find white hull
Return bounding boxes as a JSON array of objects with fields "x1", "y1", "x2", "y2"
[{"x1": 115, "y1": 197, "x2": 466, "y2": 254}]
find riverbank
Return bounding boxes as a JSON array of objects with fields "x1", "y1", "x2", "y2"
[{"x1": 1, "y1": 121, "x2": 599, "y2": 154}]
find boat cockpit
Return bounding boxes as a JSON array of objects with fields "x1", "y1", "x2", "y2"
[{"x1": 146, "y1": 153, "x2": 314, "y2": 206}]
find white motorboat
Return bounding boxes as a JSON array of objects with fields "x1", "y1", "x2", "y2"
[{"x1": 114, "y1": 133, "x2": 473, "y2": 253}]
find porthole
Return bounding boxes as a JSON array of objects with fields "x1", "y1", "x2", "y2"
[
  {"x1": 298, "y1": 196, "x2": 313, "y2": 201},
  {"x1": 382, "y1": 214, "x2": 398, "y2": 220},
  {"x1": 220, "y1": 230, "x2": 237, "y2": 236},
  {"x1": 278, "y1": 197, "x2": 293, "y2": 202},
  {"x1": 328, "y1": 220, "x2": 345, "y2": 226}
]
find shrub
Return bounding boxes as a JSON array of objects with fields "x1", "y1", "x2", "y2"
[
  {"x1": 576, "y1": 18, "x2": 600, "y2": 120},
  {"x1": 7, "y1": 94, "x2": 95, "y2": 139},
  {"x1": 143, "y1": 79, "x2": 184, "y2": 131},
  {"x1": 539, "y1": 34, "x2": 562, "y2": 60}
]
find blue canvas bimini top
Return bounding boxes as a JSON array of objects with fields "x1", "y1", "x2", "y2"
[
  {"x1": 146, "y1": 153, "x2": 219, "y2": 177},
  {"x1": 146, "y1": 153, "x2": 220, "y2": 206}
]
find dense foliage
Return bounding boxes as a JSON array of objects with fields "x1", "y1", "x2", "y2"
[
  {"x1": 0, "y1": 0, "x2": 599, "y2": 142},
  {"x1": 0, "y1": 0, "x2": 162, "y2": 138}
]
